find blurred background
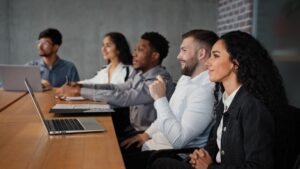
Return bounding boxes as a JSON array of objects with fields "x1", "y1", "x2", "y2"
[{"x1": 0, "y1": 0, "x2": 299, "y2": 107}]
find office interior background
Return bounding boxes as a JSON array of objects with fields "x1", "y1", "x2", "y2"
[{"x1": 0, "y1": 0, "x2": 299, "y2": 107}]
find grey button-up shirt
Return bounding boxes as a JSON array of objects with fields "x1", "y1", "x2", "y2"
[{"x1": 81, "y1": 65, "x2": 175, "y2": 131}]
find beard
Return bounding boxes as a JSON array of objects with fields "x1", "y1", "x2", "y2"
[
  {"x1": 181, "y1": 57, "x2": 198, "y2": 76},
  {"x1": 38, "y1": 51, "x2": 52, "y2": 58}
]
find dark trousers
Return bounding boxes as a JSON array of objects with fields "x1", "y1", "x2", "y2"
[
  {"x1": 111, "y1": 107, "x2": 131, "y2": 139},
  {"x1": 112, "y1": 107, "x2": 149, "y2": 169},
  {"x1": 123, "y1": 150, "x2": 154, "y2": 169},
  {"x1": 122, "y1": 149, "x2": 187, "y2": 169},
  {"x1": 149, "y1": 157, "x2": 193, "y2": 169},
  {"x1": 112, "y1": 108, "x2": 190, "y2": 169}
]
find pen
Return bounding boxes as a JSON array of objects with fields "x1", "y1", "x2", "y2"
[{"x1": 65, "y1": 75, "x2": 69, "y2": 85}]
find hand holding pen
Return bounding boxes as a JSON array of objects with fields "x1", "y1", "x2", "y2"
[
  {"x1": 65, "y1": 76, "x2": 77, "y2": 86},
  {"x1": 65, "y1": 75, "x2": 70, "y2": 85},
  {"x1": 55, "y1": 76, "x2": 79, "y2": 97}
]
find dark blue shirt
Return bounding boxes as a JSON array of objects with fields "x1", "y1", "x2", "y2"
[{"x1": 27, "y1": 58, "x2": 80, "y2": 87}]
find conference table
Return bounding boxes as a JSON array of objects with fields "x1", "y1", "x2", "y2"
[
  {"x1": 0, "y1": 90, "x2": 125, "y2": 169},
  {"x1": 0, "y1": 90, "x2": 27, "y2": 112}
]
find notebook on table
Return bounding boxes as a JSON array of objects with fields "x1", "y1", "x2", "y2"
[
  {"x1": 0, "y1": 64, "x2": 48, "y2": 92},
  {"x1": 50, "y1": 103, "x2": 115, "y2": 114},
  {"x1": 25, "y1": 78, "x2": 105, "y2": 135}
]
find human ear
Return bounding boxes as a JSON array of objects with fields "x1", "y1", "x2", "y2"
[
  {"x1": 53, "y1": 44, "x2": 60, "y2": 52},
  {"x1": 232, "y1": 59, "x2": 239, "y2": 71},
  {"x1": 198, "y1": 48, "x2": 207, "y2": 60},
  {"x1": 151, "y1": 52, "x2": 160, "y2": 62}
]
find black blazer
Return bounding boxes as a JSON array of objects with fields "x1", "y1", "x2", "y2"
[{"x1": 205, "y1": 86, "x2": 275, "y2": 169}]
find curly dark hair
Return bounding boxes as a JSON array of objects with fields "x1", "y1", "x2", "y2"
[
  {"x1": 141, "y1": 32, "x2": 169, "y2": 64},
  {"x1": 104, "y1": 32, "x2": 132, "y2": 65},
  {"x1": 39, "y1": 28, "x2": 62, "y2": 46},
  {"x1": 214, "y1": 31, "x2": 288, "y2": 113}
]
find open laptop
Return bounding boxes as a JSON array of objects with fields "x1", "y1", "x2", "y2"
[
  {"x1": 0, "y1": 64, "x2": 46, "y2": 92},
  {"x1": 25, "y1": 78, "x2": 105, "y2": 135}
]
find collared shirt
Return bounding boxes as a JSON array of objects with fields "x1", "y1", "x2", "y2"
[
  {"x1": 216, "y1": 85, "x2": 241, "y2": 163},
  {"x1": 27, "y1": 58, "x2": 80, "y2": 87},
  {"x1": 142, "y1": 71, "x2": 215, "y2": 151},
  {"x1": 80, "y1": 65, "x2": 175, "y2": 131},
  {"x1": 78, "y1": 63, "x2": 133, "y2": 84}
]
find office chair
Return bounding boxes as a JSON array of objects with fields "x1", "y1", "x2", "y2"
[
  {"x1": 293, "y1": 152, "x2": 300, "y2": 169},
  {"x1": 274, "y1": 105, "x2": 300, "y2": 169}
]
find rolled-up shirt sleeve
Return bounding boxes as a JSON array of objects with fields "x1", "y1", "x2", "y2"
[
  {"x1": 156, "y1": 89, "x2": 214, "y2": 149},
  {"x1": 80, "y1": 78, "x2": 154, "y2": 107}
]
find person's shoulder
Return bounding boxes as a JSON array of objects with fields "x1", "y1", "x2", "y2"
[
  {"x1": 199, "y1": 71, "x2": 215, "y2": 89},
  {"x1": 236, "y1": 87, "x2": 267, "y2": 111},
  {"x1": 59, "y1": 58, "x2": 77, "y2": 67},
  {"x1": 153, "y1": 65, "x2": 172, "y2": 76},
  {"x1": 26, "y1": 58, "x2": 42, "y2": 66},
  {"x1": 176, "y1": 75, "x2": 189, "y2": 83},
  {"x1": 101, "y1": 65, "x2": 108, "y2": 69},
  {"x1": 122, "y1": 64, "x2": 133, "y2": 69},
  {"x1": 121, "y1": 64, "x2": 133, "y2": 70}
]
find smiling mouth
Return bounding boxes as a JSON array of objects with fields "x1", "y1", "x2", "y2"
[{"x1": 179, "y1": 60, "x2": 185, "y2": 65}]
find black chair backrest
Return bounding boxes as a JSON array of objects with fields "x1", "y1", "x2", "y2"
[
  {"x1": 293, "y1": 152, "x2": 300, "y2": 169},
  {"x1": 274, "y1": 105, "x2": 300, "y2": 169}
]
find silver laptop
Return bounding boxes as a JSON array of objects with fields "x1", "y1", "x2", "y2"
[
  {"x1": 0, "y1": 64, "x2": 45, "y2": 91},
  {"x1": 25, "y1": 78, "x2": 105, "y2": 135}
]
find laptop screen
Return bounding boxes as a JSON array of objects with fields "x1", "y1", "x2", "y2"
[
  {"x1": 24, "y1": 78, "x2": 47, "y2": 122},
  {"x1": 0, "y1": 64, "x2": 43, "y2": 91}
]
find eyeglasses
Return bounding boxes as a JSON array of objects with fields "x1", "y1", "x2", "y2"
[{"x1": 36, "y1": 40, "x2": 53, "y2": 46}]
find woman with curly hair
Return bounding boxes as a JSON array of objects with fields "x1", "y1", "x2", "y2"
[{"x1": 149, "y1": 31, "x2": 287, "y2": 169}]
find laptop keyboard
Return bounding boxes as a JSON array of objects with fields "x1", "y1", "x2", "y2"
[{"x1": 46, "y1": 119, "x2": 84, "y2": 131}]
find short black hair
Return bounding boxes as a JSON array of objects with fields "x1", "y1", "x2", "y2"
[
  {"x1": 38, "y1": 28, "x2": 62, "y2": 46},
  {"x1": 141, "y1": 32, "x2": 169, "y2": 64},
  {"x1": 182, "y1": 29, "x2": 218, "y2": 51}
]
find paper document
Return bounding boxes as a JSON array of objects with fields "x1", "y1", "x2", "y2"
[
  {"x1": 64, "y1": 96, "x2": 86, "y2": 101},
  {"x1": 52, "y1": 104, "x2": 111, "y2": 109},
  {"x1": 55, "y1": 96, "x2": 86, "y2": 101},
  {"x1": 50, "y1": 103, "x2": 115, "y2": 114}
]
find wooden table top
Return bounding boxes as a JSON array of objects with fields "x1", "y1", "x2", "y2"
[
  {"x1": 0, "y1": 89, "x2": 27, "y2": 112},
  {"x1": 0, "y1": 90, "x2": 125, "y2": 169}
]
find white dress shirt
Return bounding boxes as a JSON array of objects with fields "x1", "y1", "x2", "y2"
[
  {"x1": 216, "y1": 86, "x2": 241, "y2": 163},
  {"x1": 142, "y1": 71, "x2": 215, "y2": 151},
  {"x1": 79, "y1": 63, "x2": 133, "y2": 84}
]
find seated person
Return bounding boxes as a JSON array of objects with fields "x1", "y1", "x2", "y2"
[
  {"x1": 120, "y1": 29, "x2": 218, "y2": 169},
  {"x1": 79, "y1": 32, "x2": 133, "y2": 84},
  {"x1": 56, "y1": 32, "x2": 175, "y2": 138},
  {"x1": 150, "y1": 31, "x2": 288, "y2": 169},
  {"x1": 27, "y1": 28, "x2": 80, "y2": 88}
]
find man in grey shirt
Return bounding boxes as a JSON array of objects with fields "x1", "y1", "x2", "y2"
[{"x1": 57, "y1": 32, "x2": 175, "y2": 136}]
